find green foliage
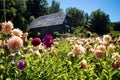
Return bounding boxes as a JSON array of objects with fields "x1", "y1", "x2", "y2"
[
  {"x1": 13, "y1": 15, "x2": 28, "y2": 32},
  {"x1": 66, "y1": 7, "x2": 85, "y2": 27},
  {"x1": 26, "y1": 0, "x2": 48, "y2": 18},
  {"x1": 0, "y1": 0, "x2": 48, "y2": 32},
  {"x1": 109, "y1": 31, "x2": 120, "y2": 37},
  {"x1": 71, "y1": 26, "x2": 88, "y2": 37},
  {"x1": 7, "y1": 7, "x2": 16, "y2": 19},
  {"x1": 114, "y1": 22, "x2": 120, "y2": 31},
  {"x1": 29, "y1": 16, "x2": 35, "y2": 22},
  {"x1": 15, "y1": 0, "x2": 27, "y2": 13},
  {"x1": 0, "y1": 0, "x2": 118, "y2": 35},
  {"x1": 48, "y1": 0, "x2": 62, "y2": 14},
  {"x1": 90, "y1": 9, "x2": 110, "y2": 35}
]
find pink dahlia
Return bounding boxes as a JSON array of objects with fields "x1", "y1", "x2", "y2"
[
  {"x1": 94, "y1": 50, "x2": 104, "y2": 58},
  {"x1": 12, "y1": 28, "x2": 23, "y2": 37},
  {"x1": 2, "y1": 21, "x2": 13, "y2": 35},
  {"x1": 31, "y1": 38, "x2": 41, "y2": 46},
  {"x1": 7, "y1": 36, "x2": 23, "y2": 51},
  {"x1": 72, "y1": 44, "x2": 85, "y2": 57}
]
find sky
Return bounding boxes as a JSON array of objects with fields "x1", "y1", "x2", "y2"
[{"x1": 48, "y1": 0, "x2": 120, "y2": 22}]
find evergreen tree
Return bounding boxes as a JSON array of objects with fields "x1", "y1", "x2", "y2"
[
  {"x1": 26, "y1": 0, "x2": 48, "y2": 18},
  {"x1": 90, "y1": 9, "x2": 110, "y2": 35},
  {"x1": 66, "y1": 7, "x2": 84, "y2": 27},
  {"x1": 48, "y1": 0, "x2": 62, "y2": 14},
  {"x1": 0, "y1": 0, "x2": 16, "y2": 22}
]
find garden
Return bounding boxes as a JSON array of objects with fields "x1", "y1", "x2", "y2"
[{"x1": 0, "y1": 21, "x2": 120, "y2": 80}]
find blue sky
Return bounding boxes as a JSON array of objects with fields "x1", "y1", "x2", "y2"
[{"x1": 48, "y1": 0, "x2": 120, "y2": 22}]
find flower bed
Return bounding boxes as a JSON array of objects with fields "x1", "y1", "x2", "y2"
[{"x1": 0, "y1": 21, "x2": 120, "y2": 80}]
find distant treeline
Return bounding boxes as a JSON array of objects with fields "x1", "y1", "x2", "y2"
[{"x1": 0, "y1": 0, "x2": 120, "y2": 35}]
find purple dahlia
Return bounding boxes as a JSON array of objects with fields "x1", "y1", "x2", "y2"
[
  {"x1": 16, "y1": 61, "x2": 27, "y2": 70},
  {"x1": 42, "y1": 34, "x2": 54, "y2": 48}
]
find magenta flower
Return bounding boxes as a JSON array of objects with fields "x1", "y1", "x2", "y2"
[
  {"x1": 16, "y1": 61, "x2": 27, "y2": 70},
  {"x1": 42, "y1": 34, "x2": 54, "y2": 48},
  {"x1": 31, "y1": 38, "x2": 41, "y2": 46}
]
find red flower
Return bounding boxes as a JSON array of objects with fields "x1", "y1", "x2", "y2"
[{"x1": 31, "y1": 38, "x2": 41, "y2": 46}]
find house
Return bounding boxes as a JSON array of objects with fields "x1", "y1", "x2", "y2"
[{"x1": 29, "y1": 12, "x2": 71, "y2": 38}]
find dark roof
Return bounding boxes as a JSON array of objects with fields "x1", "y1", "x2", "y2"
[{"x1": 29, "y1": 12, "x2": 66, "y2": 29}]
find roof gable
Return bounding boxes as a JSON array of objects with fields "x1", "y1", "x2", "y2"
[{"x1": 29, "y1": 12, "x2": 66, "y2": 29}]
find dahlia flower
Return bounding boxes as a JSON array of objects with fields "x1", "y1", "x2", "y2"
[
  {"x1": 31, "y1": 38, "x2": 41, "y2": 46},
  {"x1": 103, "y1": 35, "x2": 111, "y2": 43},
  {"x1": 12, "y1": 28, "x2": 23, "y2": 37},
  {"x1": 94, "y1": 50, "x2": 104, "y2": 58},
  {"x1": 96, "y1": 45, "x2": 106, "y2": 52},
  {"x1": 7, "y1": 36, "x2": 23, "y2": 51},
  {"x1": 16, "y1": 61, "x2": 27, "y2": 70},
  {"x1": 42, "y1": 34, "x2": 54, "y2": 48},
  {"x1": 72, "y1": 44, "x2": 85, "y2": 57},
  {"x1": 2, "y1": 21, "x2": 13, "y2": 35}
]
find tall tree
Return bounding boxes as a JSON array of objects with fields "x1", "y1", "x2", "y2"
[
  {"x1": 84, "y1": 13, "x2": 89, "y2": 24},
  {"x1": 48, "y1": 0, "x2": 62, "y2": 14},
  {"x1": 90, "y1": 9, "x2": 110, "y2": 35},
  {"x1": 66, "y1": 7, "x2": 84, "y2": 27},
  {"x1": 0, "y1": 0, "x2": 16, "y2": 22},
  {"x1": 15, "y1": 0, "x2": 27, "y2": 14},
  {"x1": 26, "y1": 0, "x2": 48, "y2": 18},
  {"x1": 114, "y1": 22, "x2": 120, "y2": 31},
  {"x1": 12, "y1": 0, "x2": 28, "y2": 32}
]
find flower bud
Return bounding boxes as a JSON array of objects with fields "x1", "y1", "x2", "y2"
[
  {"x1": 67, "y1": 52, "x2": 73, "y2": 58},
  {"x1": 16, "y1": 61, "x2": 27, "y2": 70},
  {"x1": 107, "y1": 44, "x2": 115, "y2": 54},
  {"x1": 53, "y1": 50, "x2": 58, "y2": 57},
  {"x1": 112, "y1": 57, "x2": 120, "y2": 69},
  {"x1": 8, "y1": 54, "x2": 15, "y2": 60},
  {"x1": 81, "y1": 59, "x2": 88, "y2": 69}
]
